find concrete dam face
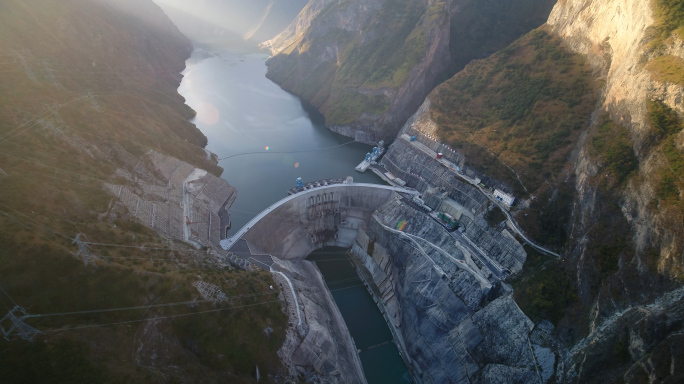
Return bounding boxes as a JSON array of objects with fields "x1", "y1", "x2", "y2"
[{"x1": 240, "y1": 184, "x2": 402, "y2": 260}]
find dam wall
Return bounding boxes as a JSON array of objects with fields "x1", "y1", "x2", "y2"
[{"x1": 242, "y1": 184, "x2": 398, "y2": 259}]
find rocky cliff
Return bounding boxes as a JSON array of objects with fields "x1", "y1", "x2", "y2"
[
  {"x1": 543, "y1": 0, "x2": 684, "y2": 382},
  {"x1": 262, "y1": 0, "x2": 556, "y2": 144},
  {"x1": 348, "y1": 196, "x2": 554, "y2": 383},
  {"x1": 377, "y1": 0, "x2": 684, "y2": 382}
]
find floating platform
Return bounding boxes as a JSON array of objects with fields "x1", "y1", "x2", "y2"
[
  {"x1": 287, "y1": 178, "x2": 347, "y2": 196},
  {"x1": 355, "y1": 143, "x2": 385, "y2": 173},
  {"x1": 355, "y1": 160, "x2": 371, "y2": 172}
]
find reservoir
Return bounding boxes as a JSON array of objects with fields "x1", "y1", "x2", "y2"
[
  {"x1": 178, "y1": 44, "x2": 412, "y2": 383},
  {"x1": 178, "y1": 44, "x2": 384, "y2": 236}
]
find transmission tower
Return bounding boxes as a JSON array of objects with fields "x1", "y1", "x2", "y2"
[
  {"x1": 192, "y1": 281, "x2": 228, "y2": 305},
  {"x1": 72, "y1": 233, "x2": 100, "y2": 267},
  {"x1": 0, "y1": 306, "x2": 42, "y2": 341}
]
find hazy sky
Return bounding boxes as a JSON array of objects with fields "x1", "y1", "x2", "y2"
[{"x1": 153, "y1": 0, "x2": 276, "y2": 37}]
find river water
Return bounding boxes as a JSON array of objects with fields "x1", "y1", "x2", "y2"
[
  {"x1": 178, "y1": 44, "x2": 384, "y2": 236},
  {"x1": 178, "y1": 44, "x2": 412, "y2": 383},
  {"x1": 308, "y1": 247, "x2": 413, "y2": 384}
]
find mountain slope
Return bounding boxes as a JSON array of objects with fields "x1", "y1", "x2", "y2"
[
  {"x1": 0, "y1": 1, "x2": 287, "y2": 382},
  {"x1": 263, "y1": 0, "x2": 556, "y2": 144},
  {"x1": 381, "y1": 0, "x2": 684, "y2": 382},
  {"x1": 542, "y1": 0, "x2": 684, "y2": 381}
]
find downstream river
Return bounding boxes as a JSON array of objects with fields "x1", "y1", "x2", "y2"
[
  {"x1": 308, "y1": 247, "x2": 413, "y2": 384},
  {"x1": 178, "y1": 44, "x2": 412, "y2": 383}
]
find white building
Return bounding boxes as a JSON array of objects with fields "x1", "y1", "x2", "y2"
[{"x1": 494, "y1": 189, "x2": 515, "y2": 207}]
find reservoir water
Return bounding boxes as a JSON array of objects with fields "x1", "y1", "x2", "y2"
[
  {"x1": 178, "y1": 44, "x2": 412, "y2": 383},
  {"x1": 179, "y1": 45, "x2": 384, "y2": 236}
]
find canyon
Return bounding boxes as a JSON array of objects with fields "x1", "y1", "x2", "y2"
[{"x1": 0, "y1": 0, "x2": 683, "y2": 383}]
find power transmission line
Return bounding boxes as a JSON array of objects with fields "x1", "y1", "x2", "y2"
[
  {"x1": 26, "y1": 290, "x2": 277, "y2": 319},
  {"x1": 217, "y1": 140, "x2": 358, "y2": 160},
  {"x1": 0, "y1": 208, "x2": 201, "y2": 260},
  {"x1": 0, "y1": 151, "x2": 112, "y2": 184},
  {"x1": 37, "y1": 282, "x2": 366, "y2": 334},
  {"x1": 40, "y1": 299, "x2": 282, "y2": 334},
  {"x1": 0, "y1": 95, "x2": 93, "y2": 144}
]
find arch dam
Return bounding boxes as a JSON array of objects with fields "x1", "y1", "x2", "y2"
[{"x1": 221, "y1": 183, "x2": 418, "y2": 260}]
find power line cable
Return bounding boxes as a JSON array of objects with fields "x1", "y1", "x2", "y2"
[
  {"x1": 0, "y1": 151, "x2": 112, "y2": 184},
  {"x1": 0, "y1": 96, "x2": 93, "y2": 145},
  {"x1": 0, "y1": 210, "x2": 75, "y2": 255},
  {"x1": 0, "y1": 203, "x2": 72, "y2": 240},
  {"x1": 217, "y1": 140, "x2": 359, "y2": 160},
  {"x1": 38, "y1": 282, "x2": 366, "y2": 334},
  {"x1": 0, "y1": 95, "x2": 91, "y2": 141},
  {"x1": 0, "y1": 292, "x2": 11, "y2": 312},
  {"x1": 0, "y1": 208, "x2": 200, "y2": 260},
  {"x1": 0, "y1": 107, "x2": 51, "y2": 141},
  {"x1": 27, "y1": 290, "x2": 277, "y2": 319},
  {"x1": 40, "y1": 299, "x2": 282, "y2": 334},
  {"x1": 0, "y1": 283, "x2": 18, "y2": 308}
]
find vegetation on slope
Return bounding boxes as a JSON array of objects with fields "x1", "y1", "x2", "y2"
[
  {"x1": 647, "y1": 101, "x2": 684, "y2": 239},
  {"x1": 321, "y1": 0, "x2": 434, "y2": 125},
  {"x1": 333, "y1": 0, "x2": 428, "y2": 89},
  {"x1": 0, "y1": 0, "x2": 287, "y2": 382},
  {"x1": 590, "y1": 121, "x2": 640, "y2": 187},
  {"x1": 646, "y1": 0, "x2": 684, "y2": 84},
  {"x1": 646, "y1": 55, "x2": 684, "y2": 86},
  {"x1": 298, "y1": 0, "x2": 433, "y2": 126},
  {"x1": 431, "y1": 29, "x2": 599, "y2": 196},
  {"x1": 266, "y1": 0, "x2": 556, "y2": 135},
  {"x1": 0, "y1": 222, "x2": 286, "y2": 383},
  {"x1": 512, "y1": 246, "x2": 579, "y2": 326},
  {"x1": 649, "y1": 0, "x2": 684, "y2": 46}
]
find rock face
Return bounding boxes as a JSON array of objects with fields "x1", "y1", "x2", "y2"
[
  {"x1": 103, "y1": 150, "x2": 236, "y2": 250},
  {"x1": 263, "y1": 0, "x2": 556, "y2": 144},
  {"x1": 348, "y1": 197, "x2": 544, "y2": 383},
  {"x1": 547, "y1": 0, "x2": 684, "y2": 273},
  {"x1": 379, "y1": 0, "x2": 684, "y2": 381},
  {"x1": 541, "y1": 0, "x2": 684, "y2": 382}
]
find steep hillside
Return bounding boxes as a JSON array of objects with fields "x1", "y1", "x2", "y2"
[
  {"x1": 539, "y1": 0, "x2": 684, "y2": 381},
  {"x1": 371, "y1": 0, "x2": 684, "y2": 381},
  {"x1": 263, "y1": 0, "x2": 556, "y2": 144},
  {"x1": 0, "y1": 1, "x2": 287, "y2": 382},
  {"x1": 430, "y1": 29, "x2": 599, "y2": 197}
]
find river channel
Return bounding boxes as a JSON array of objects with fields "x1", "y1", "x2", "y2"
[{"x1": 178, "y1": 43, "x2": 412, "y2": 383}]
